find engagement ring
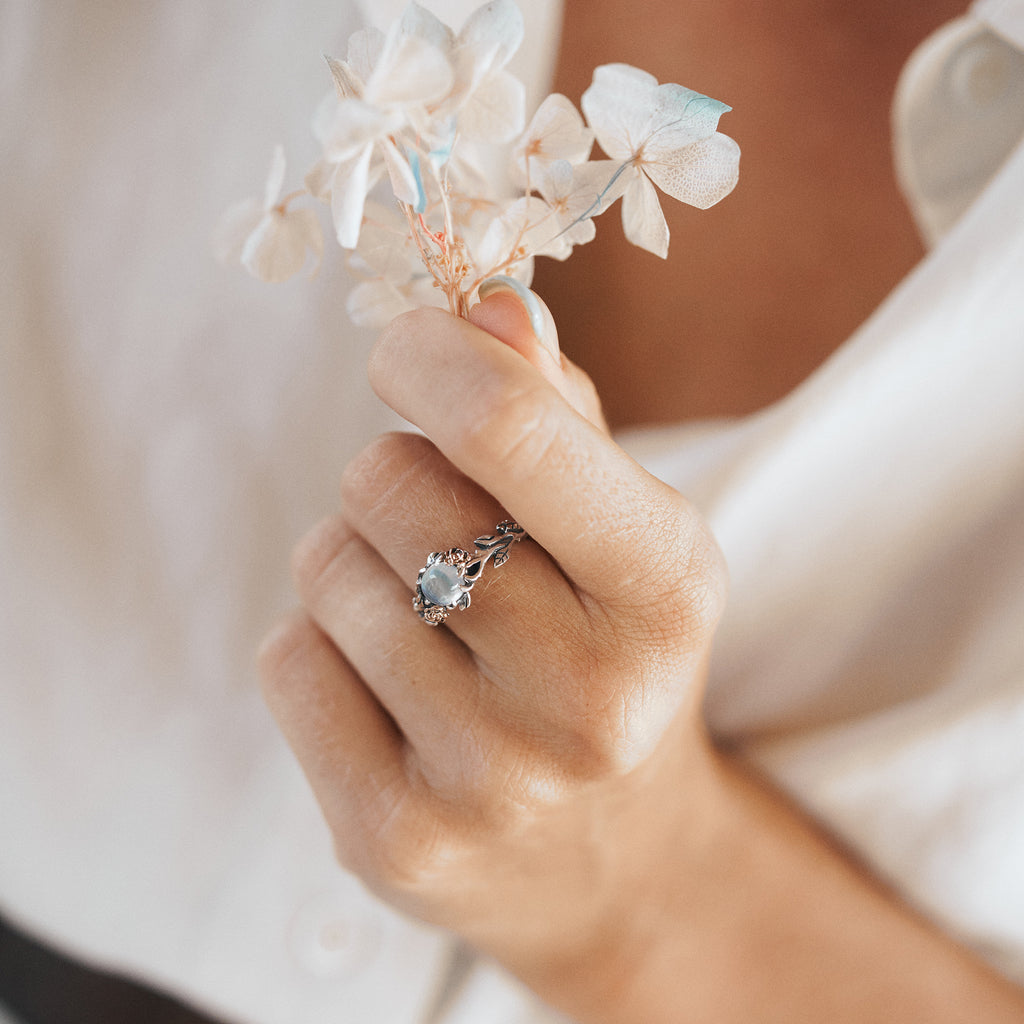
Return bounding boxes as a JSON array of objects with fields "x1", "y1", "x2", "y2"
[{"x1": 413, "y1": 520, "x2": 527, "y2": 626}]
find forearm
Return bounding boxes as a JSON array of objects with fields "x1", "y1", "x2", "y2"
[{"x1": 537, "y1": 742, "x2": 1024, "y2": 1024}]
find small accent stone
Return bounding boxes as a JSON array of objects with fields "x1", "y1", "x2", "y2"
[{"x1": 420, "y1": 562, "x2": 465, "y2": 607}]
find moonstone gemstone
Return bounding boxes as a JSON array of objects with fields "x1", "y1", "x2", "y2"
[{"x1": 420, "y1": 562, "x2": 465, "y2": 607}]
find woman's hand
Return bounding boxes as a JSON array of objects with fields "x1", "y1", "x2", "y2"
[
  {"x1": 258, "y1": 289, "x2": 1024, "y2": 1023},
  {"x1": 258, "y1": 287, "x2": 728, "y2": 1007}
]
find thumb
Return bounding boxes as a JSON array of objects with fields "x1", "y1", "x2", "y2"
[{"x1": 469, "y1": 276, "x2": 607, "y2": 432}]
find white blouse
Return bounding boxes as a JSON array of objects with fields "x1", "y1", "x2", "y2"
[{"x1": 0, "y1": 2, "x2": 1022, "y2": 1022}]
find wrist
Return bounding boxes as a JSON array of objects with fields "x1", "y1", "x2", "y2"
[
  {"x1": 507, "y1": 716, "x2": 729, "y2": 1020},
  {"x1": 547, "y1": 744, "x2": 1024, "y2": 1024}
]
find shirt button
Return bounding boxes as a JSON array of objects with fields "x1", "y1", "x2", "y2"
[
  {"x1": 288, "y1": 889, "x2": 382, "y2": 980},
  {"x1": 950, "y1": 35, "x2": 1013, "y2": 107}
]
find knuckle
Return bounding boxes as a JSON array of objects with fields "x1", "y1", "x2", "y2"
[
  {"x1": 476, "y1": 696, "x2": 634, "y2": 803},
  {"x1": 374, "y1": 826, "x2": 451, "y2": 894},
  {"x1": 256, "y1": 611, "x2": 325, "y2": 702},
  {"x1": 563, "y1": 703, "x2": 648, "y2": 780},
  {"x1": 609, "y1": 491, "x2": 728, "y2": 651},
  {"x1": 355, "y1": 783, "x2": 456, "y2": 894},
  {"x1": 680, "y1": 519, "x2": 729, "y2": 633},
  {"x1": 543, "y1": 650, "x2": 687, "y2": 781},
  {"x1": 473, "y1": 730, "x2": 556, "y2": 813},
  {"x1": 339, "y1": 431, "x2": 435, "y2": 519},
  {"x1": 290, "y1": 515, "x2": 360, "y2": 606},
  {"x1": 461, "y1": 377, "x2": 558, "y2": 477},
  {"x1": 655, "y1": 507, "x2": 728, "y2": 642}
]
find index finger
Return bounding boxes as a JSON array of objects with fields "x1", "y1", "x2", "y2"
[{"x1": 368, "y1": 308, "x2": 715, "y2": 605}]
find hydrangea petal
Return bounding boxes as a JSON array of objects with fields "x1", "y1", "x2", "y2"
[
  {"x1": 380, "y1": 137, "x2": 422, "y2": 208},
  {"x1": 347, "y1": 278, "x2": 415, "y2": 327},
  {"x1": 591, "y1": 62, "x2": 658, "y2": 92},
  {"x1": 291, "y1": 207, "x2": 325, "y2": 275},
  {"x1": 644, "y1": 131, "x2": 740, "y2": 209},
  {"x1": 346, "y1": 27, "x2": 385, "y2": 83},
  {"x1": 352, "y1": 200, "x2": 419, "y2": 280},
  {"x1": 474, "y1": 195, "x2": 552, "y2": 273},
  {"x1": 582, "y1": 63, "x2": 659, "y2": 159},
  {"x1": 515, "y1": 93, "x2": 593, "y2": 180},
  {"x1": 559, "y1": 214, "x2": 596, "y2": 248},
  {"x1": 241, "y1": 207, "x2": 322, "y2": 283},
  {"x1": 458, "y1": 68, "x2": 525, "y2": 143},
  {"x1": 426, "y1": 116, "x2": 457, "y2": 169},
  {"x1": 529, "y1": 224, "x2": 573, "y2": 261},
  {"x1": 368, "y1": 30, "x2": 453, "y2": 108},
  {"x1": 563, "y1": 159, "x2": 634, "y2": 221},
  {"x1": 400, "y1": 2, "x2": 455, "y2": 55},
  {"x1": 211, "y1": 198, "x2": 263, "y2": 264},
  {"x1": 311, "y1": 91, "x2": 337, "y2": 147},
  {"x1": 324, "y1": 99, "x2": 401, "y2": 162},
  {"x1": 331, "y1": 144, "x2": 374, "y2": 248},
  {"x1": 643, "y1": 85, "x2": 731, "y2": 153},
  {"x1": 621, "y1": 172, "x2": 669, "y2": 258},
  {"x1": 457, "y1": 0, "x2": 524, "y2": 78},
  {"x1": 536, "y1": 158, "x2": 574, "y2": 204},
  {"x1": 406, "y1": 274, "x2": 449, "y2": 309}
]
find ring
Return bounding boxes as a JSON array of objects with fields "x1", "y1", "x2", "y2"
[{"x1": 413, "y1": 520, "x2": 527, "y2": 626}]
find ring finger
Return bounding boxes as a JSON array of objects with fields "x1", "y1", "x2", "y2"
[
  {"x1": 290, "y1": 513, "x2": 489, "y2": 766},
  {"x1": 337, "y1": 431, "x2": 591, "y2": 683}
]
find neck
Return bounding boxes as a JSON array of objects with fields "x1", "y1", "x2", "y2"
[{"x1": 538, "y1": 0, "x2": 968, "y2": 425}]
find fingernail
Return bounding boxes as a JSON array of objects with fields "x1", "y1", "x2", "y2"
[{"x1": 477, "y1": 276, "x2": 559, "y2": 361}]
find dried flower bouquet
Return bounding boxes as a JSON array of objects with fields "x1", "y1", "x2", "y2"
[{"x1": 216, "y1": 1, "x2": 740, "y2": 328}]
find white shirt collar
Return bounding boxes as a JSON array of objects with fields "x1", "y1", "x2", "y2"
[{"x1": 895, "y1": 5, "x2": 1024, "y2": 244}]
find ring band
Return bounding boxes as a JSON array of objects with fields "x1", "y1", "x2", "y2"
[{"x1": 413, "y1": 520, "x2": 527, "y2": 626}]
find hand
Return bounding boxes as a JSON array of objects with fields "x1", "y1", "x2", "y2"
[
  {"x1": 258, "y1": 286, "x2": 728, "y2": 1005},
  {"x1": 259, "y1": 289, "x2": 1024, "y2": 1023}
]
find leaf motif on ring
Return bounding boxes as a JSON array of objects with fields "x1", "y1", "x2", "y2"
[{"x1": 414, "y1": 521, "x2": 527, "y2": 625}]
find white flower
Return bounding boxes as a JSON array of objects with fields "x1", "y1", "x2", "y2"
[
  {"x1": 532, "y1": 159, "x2": 632, "y2": 255},
  {"x1": 219, "y1": 2, "x2": 743, "y2": 324},
  {"x1": 317, "y1": 9, "x2": 456, "y2": 247},
  {"x1": 473, "y1": 195, "x2": 549, "y2": 280},
  {"x1": 446, "y1": 0, "x2": 526, "y2": 143},
  {"x1": 213, "y1": 146, "x2": 322, "y2": 282},
  {"x1": 582, "y1": 63, "x2": 740, "y2": 258},
  {"x1": 513, "y1": 93, "x2": 593, "y2": 183}
]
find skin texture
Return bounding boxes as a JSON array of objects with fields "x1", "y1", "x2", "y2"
[{"x1": 259, "y1": 2, "x2": 1024, "y2": 1019}]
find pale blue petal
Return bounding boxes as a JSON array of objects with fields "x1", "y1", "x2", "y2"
[{"x1": 644, "y1": 84, "x2": 732, "y2": 153}]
